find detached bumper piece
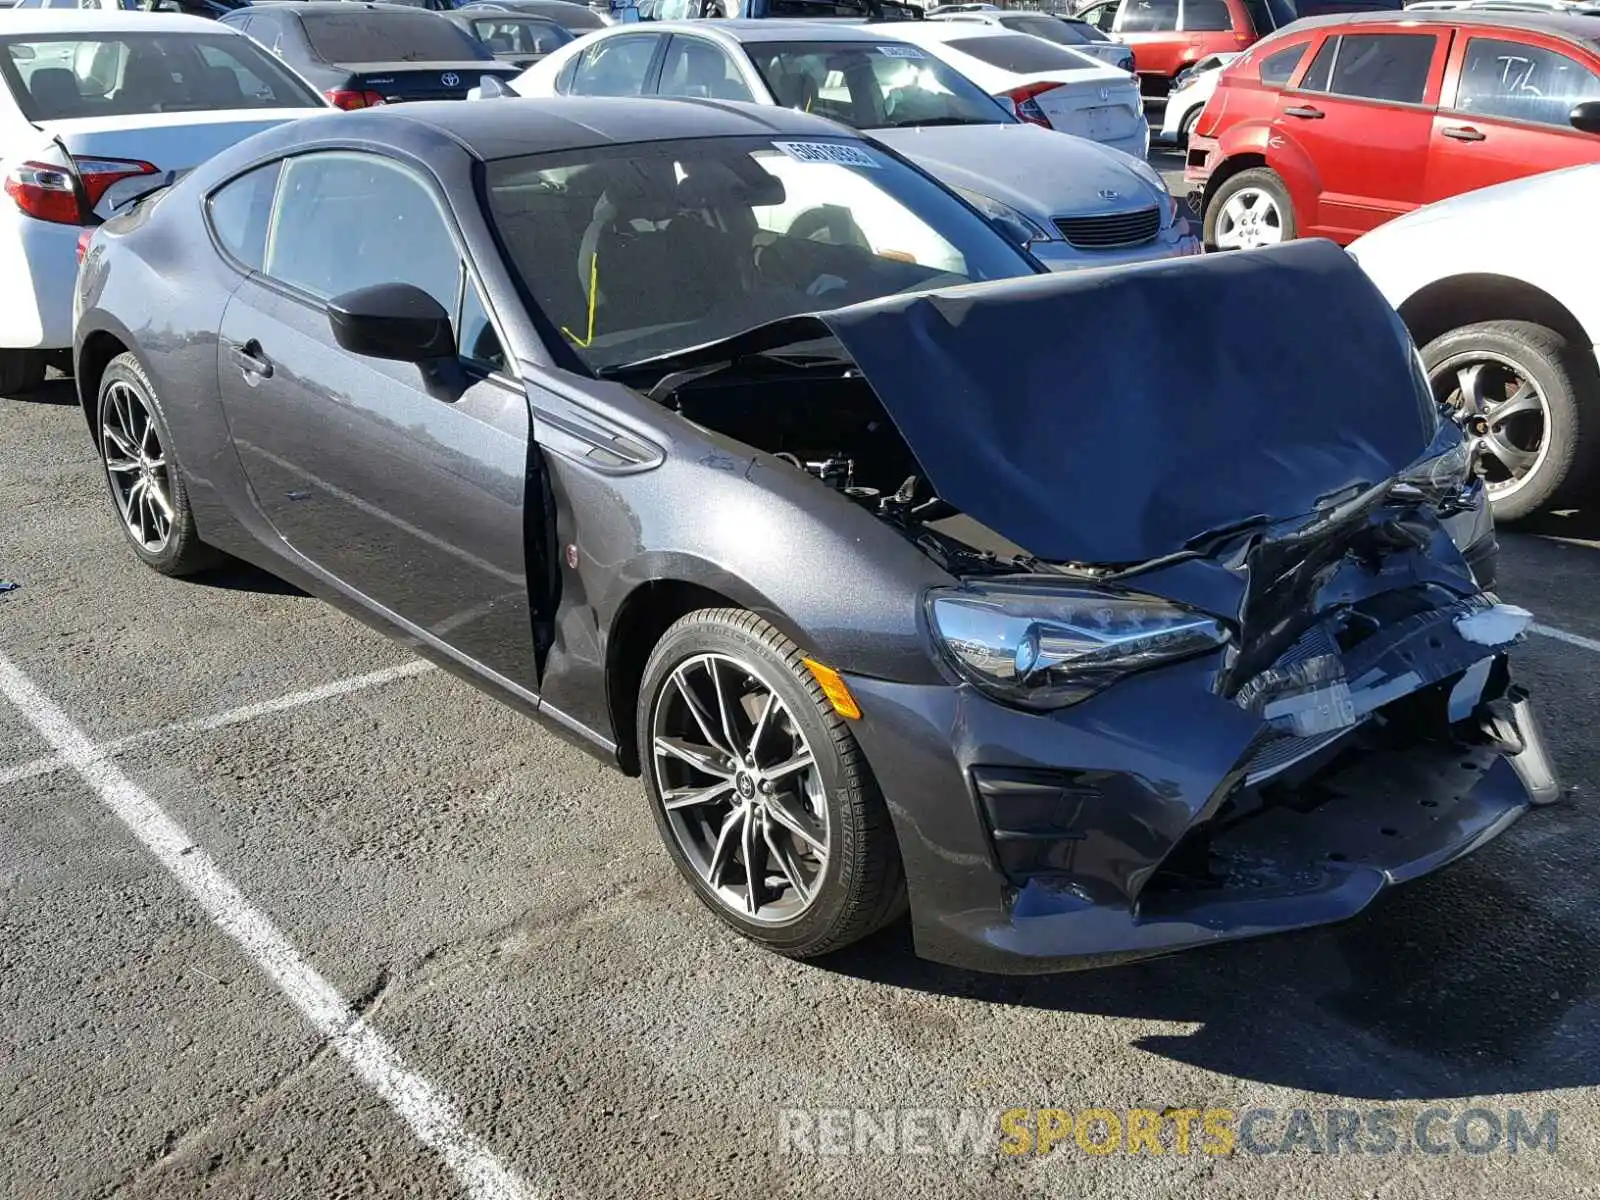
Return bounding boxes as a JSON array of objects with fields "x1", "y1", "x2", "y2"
[{"x1": 966, "y1": 594, "x2": 1558, "y2": 971}]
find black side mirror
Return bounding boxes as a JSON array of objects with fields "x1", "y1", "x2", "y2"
[
  {"x1": 1571, "y1": 100, "x2": 1600, "y2": 135},
  {"x1": 327, "y1": 283, "x2": 454, "y2": 363}
]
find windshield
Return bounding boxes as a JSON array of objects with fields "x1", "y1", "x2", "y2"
[
  {"x1": 747, "y1": 40, "x2": 1012, "y2": 129},
  {"x1": 466, "y1": 16, "x2": 574, "y2": 53},
  {"x1": 485, "y1": 135, "x2": 1035, "y2": 373},
  {"x1": 0, "y1": 32, "x2": 324, "y2": 120},
  {"x1": 301, "y1": 12, "x2": 489, "y2": 63}
]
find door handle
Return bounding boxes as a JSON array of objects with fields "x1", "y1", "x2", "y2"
[
  {"x1": 1442, "y1": 125, "x2": 1486, "y2": 142},
  {"x1": 1283, "y1": 104, "x2": 1324, "y2": 119},
  {"x1": 228, "y1": 338, "x2": 273, "y2": 379}
]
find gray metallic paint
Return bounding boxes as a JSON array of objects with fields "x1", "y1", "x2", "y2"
[{"x1": 74, "y1": 98, "x2": 1545, "y2": 972}]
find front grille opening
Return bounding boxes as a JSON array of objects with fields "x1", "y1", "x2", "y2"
[{"x1": 1053, "y1": 206, "x2": 1160, "y2": 249}]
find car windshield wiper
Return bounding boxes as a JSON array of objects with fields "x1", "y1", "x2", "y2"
[{"x1": 881, "y1": 117, "x2": 998, "y2": 128}]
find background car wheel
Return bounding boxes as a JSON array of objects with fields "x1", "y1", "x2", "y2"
[
  {"x1": 0, "y1": 350, "x2": 47, "y2": 396},
  {"x1": 1177, "y1": 106, "x2": 1202, "y2": 147},
  {"x1": 97, "y1": 352, "x2": 223, "y2": 576},
  {"x1": 1204, "y1": 167, "x2": 1296, "y2": 251},
  {"x1": 1423, "y1": 320, "x2": 1598, "y2": 522},
  {"x1": 637, "y1": 608, "x2": 905, "y2": 959}
]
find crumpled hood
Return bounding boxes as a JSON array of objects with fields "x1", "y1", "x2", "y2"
[
  {"x1": 813, "y1": 239, "x2": 1431, "y2": 564},
  {"x1": 870, "y1": 122, "x2": 1164, "y2": 223}
]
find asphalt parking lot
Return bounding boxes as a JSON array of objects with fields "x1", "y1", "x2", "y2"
[{"x1": 7, "y1": 221, "x2": 1600, "y2": 1198}]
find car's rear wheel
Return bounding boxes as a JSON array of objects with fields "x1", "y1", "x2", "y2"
[
  {"x1": 0, "y1": 350, "x2": 47, "y2": 397},
  {"x1": 97, "y1": 352, "x2": 222, "y2": 576},
  {"x1": 1204, "y1": 167, "x2": 1295, "y2": 250},
  {"x1": 637, "y1": 608, "x2": 905, "y2": 959},
  {"x1": 1423, "y1": 320, "x2": 1597, "y2": 522}
]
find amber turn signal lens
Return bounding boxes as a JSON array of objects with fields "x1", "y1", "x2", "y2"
[{"x1": 802, "y1": 658, "x2": 862, "y2": 720}]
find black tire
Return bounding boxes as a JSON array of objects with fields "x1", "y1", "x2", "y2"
[
  {"x1": 97, "y1": 352, "x2": 223, "y2": 576},
  {"x1": 0, "y1": 350, "x2": 47, "y2": 396},
  {"x1": 1177, "y1": 105, "x2": 1202, "y2": 147},
  {"x1": 637, "y1": 608, "x2": 906, "y2": 959},
  {"x1": 1422, "y1": 320, "x2": 1598, "y2": 523},
  {"x1": 1202, "y1": 166, "x2": 1297, "y2": 250}
]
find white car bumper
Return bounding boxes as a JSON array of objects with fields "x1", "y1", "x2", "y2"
[{"x1": 0, "y1": 209, "x2": 79, "y2": 351}]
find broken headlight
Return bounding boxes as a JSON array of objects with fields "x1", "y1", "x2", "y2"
[{"x1": 926, "y1": 583, "x2": 1231, "y2": 710}]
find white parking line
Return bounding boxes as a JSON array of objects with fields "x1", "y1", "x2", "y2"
[
  {"x1": 0, "y1": 651, "x2": 533, "y2": 1200},
  {"x1": 0, "y1": 660, "x2": 436, "y2": 788},
  {"x1": 1532, "y1": 622, "x2": 1600, "y2": 656}
]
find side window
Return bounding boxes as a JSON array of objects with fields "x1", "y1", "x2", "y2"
[
  {"x1": 206, "y1": 160, "x2": 282, "y2": 271},
  {"x1": 1117, "y1": 0, "x2": 1179, "y2": 34},
  {"x1": 1180, "y1": 0, "x2": 1233, "y2": 33},
  {"x1": 1080, "y1": 1, "x2": 1119, "y2": 32},
  {"x1": 197, "y1": 42, "x2": 271, "y2": 102},
  {"x1": 263, "y1": 153, "x2": 461, "y2": 317},
  {"x1": 554, "y1": 49, "x2": 580, "y2": 92},
  {"x1": 1308, "y1": 32, "x2": 1436, "y2": 105},
  {"x1": 567, "y1": 35, "x2": 659, "y2": 96},
  {"x1": 458, "y1": 279, "x2": 506, "y2": 372},
  {"x1": 1298, "y1": 35, "x2": 1336, "y2": 92},
  {"x1": 1258, "y1": 42, "x2": 1307, "y2": 87},
  {"x1": 658, "y1": 37, "x2": 752, "y2": 101},
  {"x1": 1454, "y1": 37, "x2": 1600, "y2": 127}
]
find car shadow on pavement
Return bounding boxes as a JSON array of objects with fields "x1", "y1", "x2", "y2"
[
  {"x1": 822, "y1": 860, "x2": 1600, "y2": 1101},
  {"x1": 13, "y1": 379, "x2": 79, "y2": 408},
  {"x1": 192, "y1": 560, "x2": 308, "y2": 597},
  {"x1": 1510, "y1": 504, "x2": 1600, "y2": 545}
]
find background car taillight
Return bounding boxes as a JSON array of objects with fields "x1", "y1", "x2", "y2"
[
  {"x1": 1000, "y1": 82, "x2": 1060, "y2": 128},
  {"x1": 4, "y1": 157, "x2": 157, "y2": 225},
  {"x1": 76, "y1": 228, "x2": 95, "y2": 264},
  {"x1": 325, "y1": 89, "x2": 388, "y2": 110}
]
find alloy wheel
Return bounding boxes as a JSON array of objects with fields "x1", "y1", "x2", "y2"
[
  {"x1": 1432, "y1": 351, "x2": 1549, "y2": 500},
  {"x1": 101, "y1": 379, "x2": 174, "y2": 553},
  {"x1": 1213, "y1": 187, "x2": 1285, "y2": 250},
  {"x1": 649, "y1": 652, "x2": 829, "y2": 925}
]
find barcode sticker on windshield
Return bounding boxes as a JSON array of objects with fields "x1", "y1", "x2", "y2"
[
  {"x1": 771, "y1": 141, "x2": 882, "y2": 168},
  {"x1": 876, "y1": 44, "x2": 925, "y2": 58}
]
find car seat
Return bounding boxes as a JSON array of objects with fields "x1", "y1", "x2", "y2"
[{"x1": 26, "y1": 67, "x2": 83, "y2": 116}]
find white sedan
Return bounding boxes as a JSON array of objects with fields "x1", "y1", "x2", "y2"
[
  {"x1": 0, "y1": 10, "x2": 330, "y2": 395},
  {"x1": 1157, "y1": 51, "x2": 1236, "y2": 146},
  {"x1": 1349, "y1": 164, "x2": 1600, "y2": 520},
  {"x1": 883, "y1": 21, "x2": 1148, "y2": 159}
]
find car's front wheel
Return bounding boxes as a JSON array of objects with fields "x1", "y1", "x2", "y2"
[
  {"x1": 97, "y1": 352, "x2": 222, "y2": 576},
  {"x1": 637, "y1": 608, "x2": 905, "y2": 959},
  {"x1": 1204, "y1": 166, "x2": 1296, "y2": 250},
  {"x1": 1423, "y1": 320, "x2": 1598, "y2": 522}
]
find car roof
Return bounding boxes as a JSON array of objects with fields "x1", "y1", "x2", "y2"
[
  {"x1": 875, "y1": 19, "x2": 1013, "y2": 41},
  {"x1": 250, "y1": 2, "x2": 431, "y2": 11},
  {"x1": 632, "y1": 18, "x2": 914, "y2": 42},
  {"x1": 344, "y1": 94, "x2": 876, "y2": 159},
  {"x1": 1273, "y1": 8, "x2": 1600, "y2": 45},
  {"x1": 0, "y1": 9, "x2": 224, "y2": 34}
]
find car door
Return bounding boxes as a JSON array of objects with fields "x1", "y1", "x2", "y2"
[
  {"x1": 560, "y1": 30, "x2": 668, "y2": 95},
  {"x1": 212, "y1": 150, "x2": 542, "y2": 693},
  {"x1": 1424, "y1": 31, "x2": 1600, "y2": 203},
  {"x1": 1113, "y1": 0, "x2": 1182, "y2": 87},
  {"x1": 655, "y1": 34, "x2": 755, "y2": 102},
  {"x1": 1273, "y1": 28, "x2": 1447, "y2": 240}
]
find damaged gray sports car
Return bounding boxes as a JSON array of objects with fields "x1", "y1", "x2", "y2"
[{"x1": 73, "y1": 97, "x2": 1558, "y2": 972}]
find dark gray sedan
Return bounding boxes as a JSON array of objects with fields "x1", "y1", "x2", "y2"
[{"x1": 74, "y1": 98, "x2": 1556, "y2": 972}]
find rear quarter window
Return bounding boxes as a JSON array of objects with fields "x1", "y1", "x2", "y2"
[
  {"x1": 206, "y1": 160, "x2": 283, "y2": 271},
  {"x1": 1257, "y1": 41, "x2": 1307, "y2": 85}
]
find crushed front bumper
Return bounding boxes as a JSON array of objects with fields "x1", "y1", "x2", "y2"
[{"x1": 845, "y1": 602, "x2": 1556, "y2": 974}]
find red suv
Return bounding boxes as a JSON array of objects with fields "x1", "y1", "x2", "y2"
[{"x1": 1187, "y1": 12, "x2": 1600, "y2": 248}]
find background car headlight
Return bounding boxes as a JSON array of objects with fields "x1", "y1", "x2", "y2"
[
  {"x1": 952, "y1": 187, "x2": 1053, "y2": 243},
  {"x1": 1395, "y1": 420, "x2": 1477, "y2": 510},
  {"x1": 927, "y1": 583, "x2": 1230, "y2": 710}
]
